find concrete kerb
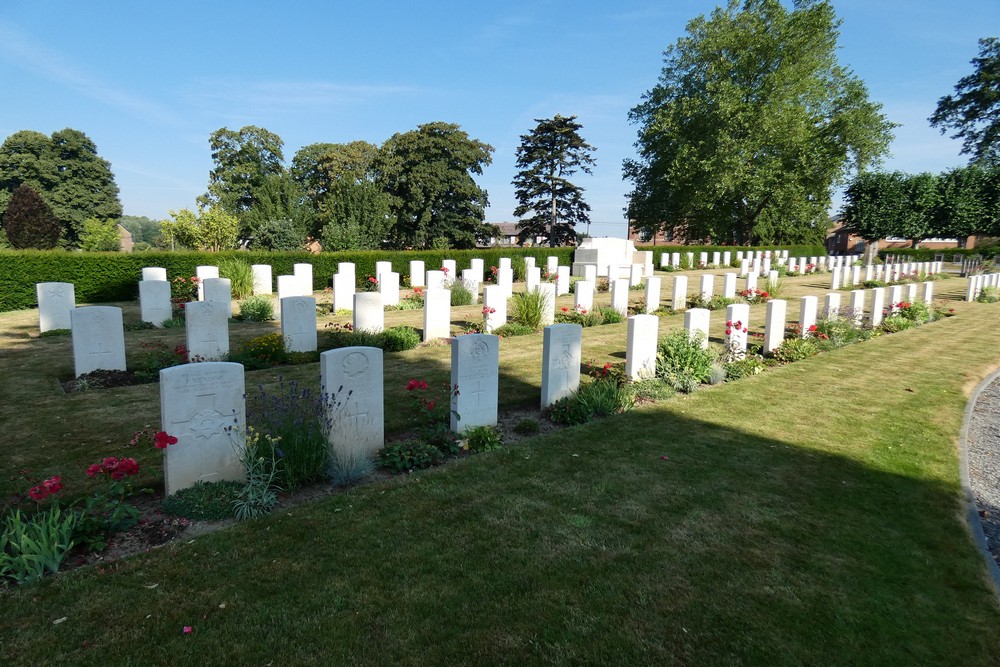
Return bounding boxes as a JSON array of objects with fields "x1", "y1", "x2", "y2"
[{"x1": 959, "y1": 366, "x2": 1000, "y2": 597}]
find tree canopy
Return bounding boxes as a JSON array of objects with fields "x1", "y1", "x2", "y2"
[
  {"x1": 160, "y1": 207, "x2": 239, "y2": 252},
  {"x1": 79, "y1": 217, "x2": 121, "y2": 251},
  {"x1": 2, "y1": 183, "x2": 61, "y2": 249},
  {"x1": 375, "y1": 122, "x2": 494, "y2": 249},
  {"x1": 0, "y1": 128, "x2": 122, "y2": 245},
  {"x1": 624, "y1": 0, "x2": 894, "y2": 246},
  {"x1": 930, "y1": 38, "x2": 1000, "y2": 167},
  {"x1": 512, "y1": 115, "x2": 595, "y2": 247}
]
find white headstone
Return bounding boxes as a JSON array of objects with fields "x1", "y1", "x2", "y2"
[
  {"x1": 539, "y1": 283, "x2": 556, "y2": 326},
  {"x1": 626, "y1": 314, "x2": 659, "y2": 380},
  {"x1": 71, "y1": 306, "x2": 126, "y2": 376},
  {"x1": 645, "y1": 276, "x2": 662, "y2": 314},
  {"x1": 763, "y1": 299, "x2": 786, "y2": 354},
  {"x1": 470, "y1": 258, "x2": 485, "y2": 283},
  {"x1": 499, "y1": 257, "x2": 512, "y2": 271},
  {"x1": 700, "y1": 274, "x2": 714, "y2": 300},
  {"x1": 461, "y1": 269, "x2": 480, "y2": 304},
  {"x1": 746, "y1": 273, "x2": 759, "y2": 292},
  {"x1": 276, "y1": 274, "x2": 297, "y2": 318},
  {"x1": 799, "y1": 296, "x2": 817, "y2": 338},
  {"x1": 380, "y1": 271, "x2": 400, "y2": 307},
  {"x1": 321, "y1": 347, "x2": 384, "y2": 458},
  {"x1": 160, "y1": 362, "x2": 245, "y2": 496},
  {"x1": 722, "y1": 251, "x2": 732, "y2": 266},
  {"x1": 541, "y1": 324, "x2": 582, "y2": 409},
  {"x1": 824, "y1": 292, "x2": 841, "y2": 319},
  {"x1": 139, "y1": 280, "x2": 173, "y2": 326},
  {"x1": 251, "y1": 264, "x2": 273, "y2": 295},
  {"x1": 353, "y1": 293, "x2": 384, "y2": 333},
  {"x1": 409, "y1": 260, "x2": 426, "y2": 288},
  {"x1": 338, "y1": 262, "x2": 356, "y2": 284},
  {"x1": 442, "y1": 259, "x2": 457, "y2": 279},
  {"x1": 497, "y1": 267, "x2": 514, "y2": 298},
  {"x1": 293, "y1": 263, "x2": 313, "y2": 295},
  {"x1": 574, "y1": 280, "x2": 594, "y2": 313},
  {"x1": 699, "y1": 252, "x2": 708, "y2": 266},
  {"x1": 375, "y1": 261, "x2": 393, "y2": 280},
  {"x1": 483, "y1": 285, "x2": 507, "y2": 333},
  {"x1": 870, "y1": 288, "x2": 886, "y2": 326},
  {"x1": 922, "y1": 281, "x2": 934, "y2": 304},
  {"x1": 672, "y1": 275, "x2": 688, "y2": 312},
  {"x1": 906, "y1": 282, "x2": 918, "y2": 303},
  {"x1": 526, "y1": 267, "x2": 541, "y2": 293},
  {"x1": 722, "y1": 273, "x2": 737, "y2": 298},
  {"x1": 184, "y1": 301, "x2": 229, "y2": 361},
  {"x1": 610, "y1": 279, "x2": 629, "y2": 315},
  {"x1": 850, "y1": 289, "x2": 865, "y2": 325},
  {"x1": 830, "y1": 267, "x2": 842, "y2": 290},
  {"x1": 725, "y1": 303, "x2": 750, "y2": 358},
  {"x1": 684, "y1": 308, "x2": 711, "y2": 349},
  {"x1": 629, "y1": 263, "x2": 643, "y2": 287},
  {"x1": 202, "y1": 277, "x2": 232, "y2": 316},
  {"x1": 196, "y1": 266, "x2": 219, "y2": 301},
  {"x1": 426, "y1": 270, "x2": 446, "y2": 291},
  {"x1": 423, "y1": 288, "x2": 451, "y2": 341},
  {"x1": 36, "y1": 282, "x2": 75, "y2": 332},
  {"x1": 740, "y1": 259, "x2": 750, "y2": 277},
  {"x1": 450, "y1": 334, "x2": 500, "y2": 433},
  {"x1": 142, "y1": 267, "x2": 167, "y2": 282},
  {"x1": 333, "y1": 272, "x2": 355, "y2": 312},
  {"x1": 281, "y1": 296, "x2": 318, "y2": 352},
  {"x1": 888, "y1": 285, "x2": 904, "y2": 312},
  {"x1": 583, "y1": 264, "x2": 597, "y2": 285},
  {"x1": 546, "y1": 256, "x2": 559, "y2": 275},
  {"x1": 712, "y1": 251, "x2": 721, "y2": 267},
  {"x1": 556, "y1": 266, "x2": 570, "y2": 296}
]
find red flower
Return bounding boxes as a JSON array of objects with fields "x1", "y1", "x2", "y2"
[
  {"x1": 118, "y1": 458, "x2": 140, "y2": 476},
  {"x1": 102, "y1": 457, "x2": 119, "y2": 470},
  {"x1": 808, "y1": 324, "x2": 817, "y2": 332},
  {"x1": 86, "y1": 463, "x2": 102, "y2": 477},
  {"x1": 28, "y1": 486, "x2": 48, "y2": 501},
  {"x1": 742, "y1": 327, "x2": 748, "y2": 334},
  {"x1": 426, "y1": 400, "x2": 436, "y2": 411},
  {"x1": 154, "y1": 431, "x2": 178, "y2": 449},
  {"x1": 111, "y1": 469, "x2": 126, "y2": 481},
  {"x1": 406, "y1": 379, "x2": 420, "y2": 391},
  {"x1": 726, "y1": 320, "x2": 732, "y2": 327},
  {"x1": 725, "y1": 328, "x2": 732, "y2": 335},
  {"x1": 561, "y1": 307, "x2": 569, "y2": 312},
  {"x1": 441, "y1": 267, "x2": 449, "y2": 274},
  {"x1": 42, "y1": 476, "x2": 62, "y2": 493}
]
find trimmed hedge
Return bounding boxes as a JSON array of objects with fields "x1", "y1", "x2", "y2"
[{"x1": 0, "y1": 248, "x2": 576, "y2": 313}]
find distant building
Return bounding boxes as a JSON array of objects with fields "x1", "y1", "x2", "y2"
[
  {"x1": 117, "y1": 224, "x2": 133, "y2": 252},
  {"x1": 485, "y1": 222, "x2": 546, "y2": 247},
  {"x1": 825, "y1": 218, "x2": 976, "y2": 254},
  {"x1": 626, "y1": 221, "x2": 708, "y2": 245}
]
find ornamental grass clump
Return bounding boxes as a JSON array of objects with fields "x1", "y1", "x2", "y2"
[
  {"x1": 239, "y1": 294, "x2": 275, "y2": 321},
  {"x1": 218, "y1": 257, "x2": 255, "y2": 299},
  {"x1": 510, "y1": 289, "x2": 549, "y2": 330},
  {"x1": 245, "y1": 378, "x2": 332, "y2": 489}
]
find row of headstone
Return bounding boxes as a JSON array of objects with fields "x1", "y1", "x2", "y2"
[{"x1": 967, "y1": 272, "x2": 1000, "y2": 301}]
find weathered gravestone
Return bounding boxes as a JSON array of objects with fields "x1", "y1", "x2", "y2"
[
  {"x1": 423, "y1": 288, "x2": 451, "y2": 341},
  {"x1": 354, "y1": 293, "x2": 385, "y2": 333},
  {"x1": 684, "y1": 308, "x2": 710, "y2": 349},
  {"x1": 281, "y1": 296, "x2": 318, "y2": 352},
  {"x1": 380, "y1": 272, "x2": 400, "y2": 307},
  {"x1": 645, "y1": 276, "x2": 661, "y2": 314},
  {"x1": 160, "y1": 362, "x2": 245, "y2": 496},
  {"x1": 139, "y1": 280, "x2": 172, "y2": 326},
  {"x1": 483, "y1": 285, "x2": 506, "y2": 333},
  {"x1": 36, "y1": 282, "x2": 75, "y2": 332},
  {"x1": 626, "y1": 314, "x2": 659, "y2": 380},
  {"x1": 539, "y1": 283, "x2": 556, "y2": 326},
  {"x1": 450, "y1": 334, "x2": 499, "y2": 433},
  {"x1": 71, "y1": 306, "x2": 126, "y2": 376},
  {"x1": 141, "y1": 267, "x2": 167, "y2": 282},
  {"x1": 541, "y1": 324, "x2": 582, "y2": 409},
  {"x1": 574, "y1": 280, "x2": 594, "y2": 313},
  {"x1": 321, "y1": 346, "x2": 384, "y2": 459},
  {"x1": 184, "y1": 301, "x2": 229, "y2": 361},
  {"x1": 251, "y1": 264, "x2": 273, "y2": 295}
]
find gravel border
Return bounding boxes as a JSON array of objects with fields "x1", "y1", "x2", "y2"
[{"x1": 960, "y1": 368, "x2": 1000, "y2": 595}]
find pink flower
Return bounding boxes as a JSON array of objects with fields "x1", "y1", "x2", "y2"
[
  {"x1": 86, "y1": 463, "x2": 102, "y2": 477},
  {"x1": 28, "y1": 485, "x2": 48, "y2": 501},
  {"x1": 183, "y1": 626, "x2": 193, "y2": 635},
  {"x1": 725, "y1": 328, "x2": 732, "y2": 335},
  {"x1": 102, "y1": 457, "x2": 119, "y2": 471}
]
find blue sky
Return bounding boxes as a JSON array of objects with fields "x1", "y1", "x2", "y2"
[{"x1": 1, "y1": 1, "x2": 997, "y2": 238}]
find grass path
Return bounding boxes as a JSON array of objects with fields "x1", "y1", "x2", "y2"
[{"x1": 2, "y1": 288, "x2": 1000, "y2": 664}]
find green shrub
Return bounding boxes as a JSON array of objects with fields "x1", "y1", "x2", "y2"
[
  {"x1": 655, "y1": 330, "x2": 714, "y2": 392},
  {"x1": 724, "y1": 355, "x2": 766, "y2": 380},
  {"x1": 239, "y1": 294, "x2": 275, "y2": 321},
  {"x1": 323, "y1": 325, "x2": 420, "y2": 352},
  {"x1": 493, "y1": 322, "x2": 535, "y2": 337},
  {"x1": 450, "y1": 280, "x2": 474, "y2": 306},
  {"x1": 549, "y1": 377, "x2": 634, "y2": 425},
  {"x1": 597, "y1": 305, "x2": 624, "y2": 324},
  {"x1": 39, "y1": 328, "x2": 70, "y2": 337},
  {"x1": 160, "y1": 480, "x2": 243, "y2": 520},
  {"x1": 464, "y1": 425, "x2": 504, "y2": 453},
  {"x1": 510, "y1": 290, "x2": 548, "y2": 330},
  {"x1": 977, "y1": 286, "x2": 1000, "y2": 303},
  {"x1": 377, "y1": 440, "x2": 445, "y2": 472},
  {"x1": 631, "y1": 379, "x2": 676, "y2": 402},
  {"x1": 379, "y1": 326, "x2": 421, "y2": 352},
  {"x1": 772, "y1": 337, "x2": 819, "y2": 362},
  {"x1": 229, "y1": 333, "x2": 288, "y2": 369},
  {"x1": 131, "y1": 341, "x2": 187, "y2": 375},
  {"x1": 812, "y1": 312, "x2": 873, "y2": 348},
  {"x1": 218, "y1": 257, "x2": 255, "y2": 299},
  {"x1": 1, "y1": 506, "x2": 79, "y2": 585},
  {"x1": 880, "y1": 314, "x2": 914, "y2": 333}
]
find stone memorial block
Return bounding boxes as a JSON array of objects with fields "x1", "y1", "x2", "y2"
[
  {"x1": 700, "y1": 274, "x2": 714, "y2": 300},
  {"x1": 629, "y1": 263, "x2": 643, "y2": 287},
  {"x1": 139, "y1": 280, "x2": 172, "y2": 326},
  {"x1": 321, "y1": 347, "x2": 384, "y2": 458},
  {"x1": 645, "y1": 276, "x2": 662, "y2": 314},
  {"x1": 626, "y1": 314, "x2": 659, "y2": 380},
  {"x1": 426, "y1": 270, "x2": 447, "y2": 291},
  {"x1": 461, "y1": 270, "x2": 480, "y2": 304},
  {"x1": 746, "y1": 273, "x2": 759, "y2": 292},
  {"x1": 557, "y1": 266, "x2": 570, "y2": 295},
  {"x1": 71, "y1": 306, "x2": 126, "y2": 376},
  {"x1": 483, "y1": 285, "x2": 507, "y2": 333},
  {"x1": 870, "y1": 288, "x2": 886, "y2": 326},
  {"x1": 725, "y1": 303, "x2": 750, "y2": 357},
  {"x1": 333, "y1": 272, "x2": 355, "y2": 312},
  {"x1": 375, "y1": 261, "x2": 393, "y2": 280},
  {"x1": 380, "y1": 271, "x2": 401, "y2": 306},
  {"x1": 818, "y1": 257, "x2": 827, "y2": 270},
  {"x1": 470, "y1": 258, "x2": 485, "y2": 283},
  {"x1": 852, "y1": 266, "x2": 862, "y2": 287},
  {"x1": 573, "y1": 237, "x2": 637, "y2": 277},
  {"x1": 660, "y1": 253, "x2": 670, "y2": 268},
  {"x1": 160, "y1": 362, "x2": 245, "y2": 496},
  {"x1": 338, "y1": 262, "x2": 356, "y2": 284},
  {"x1": 498, "y1": 266, "x2": 514, "y2": 298},
  {"x1": 762, "y1": 258, "x2": 772, "y2": 275},
  {"x1": 824, "y1": 293, "x2": 841, "y2": 319},
  {"x1": 539, "y1": 283, "x2": 556, "y2": 326},
  {"x1": 545, "y1": 256, "x2": 559, "y2": 275},
  {"x1": 541, "y1": 324, "x2": 582, "y2": 409},
  {"x1": 686, "y1": 252, "x2": 694, "y2": 268},
  {"x1": 638, "y1": 251, "x2": 654, "y2": 276},
  {"x1": 252, "y1": 264, "x2": 273, "y2": 295},
  {"x1": 768, "y1": 270, "x2": 779, "y2": 284},
  {"x1": 202, "y1": 277, "x2": 232, "y2": 315},
  {"x1": 583, "y1": 264, "x2": 598, "y2": 285},
  {"x1": 684, "y1": 308, "x2": 710, "y2": 349},
  {"x1": 294, "y1": 263, "x2": 313, "y2": 295},
  {"x1": 723, "y1": 273, "x2": 737, "y2": 298},
  {"x1": 888, "y1": 285, "x2": 904, "y2": 312},
  {"x1": 409, "y1": 260, "x2": 426, "y2": 288},
  {"x1": 672, "y1": 275, "x2": 688, "y2": 311},
  {"x1": 671, "y1": 252, "x2": 680, "y2": 267},
  {"x1": 354, "y1": 292, "x2": 385, "y2": 333},
  {"x1": 142, "y1": 267, "x2": 167, "y2": 281},
  {"x1": 574, "y1": 280, "x2": 594, "y2": 313},
  {"x1": 450, "y1": 334, "x2": 500, "y2": 433},
  {"x1": 281, "y1": 296, "x2": 318, "y2": 352},
  {"x1": 499, "y1": 257, "x2": 512, "y2": 271},
  {"x1": 526, "y1": 267, "x2": 541, "y2": 293},
  {"x1": 740, "y1": 259, "x2": 750, "y2": 277},
  {"x1": 276, "y1": 275, "x2": 298, "y2": 319},
  {"x1": 36, "y1": 282, "x2": 76, "y2": 332},
  {"x1": 906, "y1": 282, "x2": 918, "y2": 303},
  {"x1": 799, "y1": 296, "x2": 817, "y2": 338},
  {"x1": 763, "y1": 299, "x2": 787, "y2": 354},
  {"x1": 423, "y1": 288, "x2": 451, "y2": 341},
  {"x1": 610, "y1": 279, "x2": 629, "y2": 315},
  {"x1": 442, "y1": 259, "x2": 457, "y2": 278},
  {"x1": 847, "y1": 290, "x2": 864, "y2": 324},
  {"x1": 185, "y1": 301, "x2": 229, "y2": 361},
  {"x1": 967, "y1": 276, "x2": 980, "y2": 302},
  {"x1": 712, "y1": 251, "x2": 721, "y2": 266},
  {"x1": 196, "y1": 266, "x2": 219, "y2": 301},
  {"x1": 723, "y1": 251, "x2": 732, "y2": 266},
  {"x1": 923, "y1": 281, "x2": 934, "y2": 303},
  {"x1": 752, "y1": 258, "x2": 762, "y2": 275},
  {"x1": 698, "y1": 252, "x2": 708, "y2": 266},
  {"x1": 874, "y1": 265, "x2": 884, "y2": 281},
  {"x1": 864, "y1": 264, "x2": 874, "y2": 282},
  {"x1": 830, "y1": 267, "x2": 842, "y2": 290}
]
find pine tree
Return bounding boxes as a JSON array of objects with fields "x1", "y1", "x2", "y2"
[
  {"x1": 512, "y1": 115, "x2": 595, "y2": 247},
  {"x1": 2, "y1": 183, "x2": 61, "y2": 249}
]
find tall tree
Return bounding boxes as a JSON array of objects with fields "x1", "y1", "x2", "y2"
[
  {"x1": 160, "y1": 207, "x2": 239, "y2": 252},
  {"x1": 319, "y1": 179, "x2": 392, "y2": 251},
  {"x1": 0, "y1": 128, "x2": 121, "y2": 245},
  {"x1": 512, "y1": 115, "x2": 596, "y2": 246},
  {"x1": 624, "y1": 0, "x2": 894, "y2": 246},
  {"x1": 841, "y1": 171, "x2": 908, "y2": 262},
  {"x1": 375, "y1": 122, "x2": 494, "y2": 249},
  {"x1": 79, "y1": 217, "x2": 121, "y2": 251},
  {"x1": 2, "y1": 183, "x2": 61, "y2": 249},
  {"x1": 291, "y1": 141, "x2": 383, "y2": 238},
  {"x1": 933, "y1": 165, "x2": 990, "y2": 239},
  {"x1": 239, "y1": 171, "x2": 312, "y2": 247},
  {"x1": 930, "y1": 38, "x2": 1000, "y2": 167},
  {"x1": 199, "y1": 126, "x2": 285, "y2": 238}
]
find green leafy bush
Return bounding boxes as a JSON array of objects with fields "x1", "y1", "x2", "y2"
[
  {"x1": 218, "y1": 257, "x2": 255, "y2": 299},
  {"x1": 232, "y1": 429, "x2": 282, "y2": 520},
  {"x1": 239, "y1": 295, "x2": 275, "y2": 321},
  {"x1": 772, "y1": 337, "x2": 819, "y2": 362},
  {"x1": 880, "y1": 315, "x2": 914, "y2": 333},
  {"x1": 378, "y1": 326, "x2": 421, "y2": 352},
  {"x1": 655, "y1": 330, "x2": 714, "y2": 392},
  {"x1": 450, "y1": 280, "x2": 474, "y2": 306},
  {"x1": 161, "y1": 480, "x2": 242, "y2": 520},
  {"x1": 976, "y1": 286, "x2": 1000, "y2": 303},
  {"x1": 377, "y1": 440, "x2": 445, "y2": 472},
  {"x1": 493, "y1": 322, "x2": 535, "y2": 337},
  {"x1": 724, "y1": 355, "x2": 766, "y2": 380},
  {"x1": 464, "y1": 425, "x2": 504, "y2": 453},
  {"x1": 229, "y1": 333, "x2": 288, "y2": 369},
  {"x1": 323, "y1": 325, "x2": 420, "y2": 352},
  {"x1": 596, "y1": 305, "x2": 624, "y2": 324}
]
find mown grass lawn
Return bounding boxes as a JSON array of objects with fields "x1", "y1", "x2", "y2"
[{"x1": 2, "y1": 271, "x2": 998, "y2": 664}]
